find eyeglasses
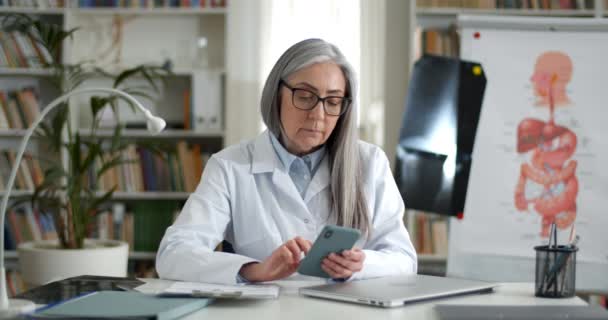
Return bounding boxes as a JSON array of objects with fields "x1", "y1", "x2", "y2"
[{"x1": 280, "y1": 80, "x2": 351, "y2": 116}]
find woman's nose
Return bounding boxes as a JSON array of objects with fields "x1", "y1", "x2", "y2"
[{"x1": 308, "y1": 100, "x2": 326, "y2": 119}]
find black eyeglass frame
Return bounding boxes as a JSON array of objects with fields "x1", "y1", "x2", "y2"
[{"x1": 280, "y1": 80, "x2": 351, "y2": 116}]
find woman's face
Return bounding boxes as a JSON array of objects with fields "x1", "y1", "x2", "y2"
[{"x1": 279, "y1": 62, "x2": 346, "y2": 156}]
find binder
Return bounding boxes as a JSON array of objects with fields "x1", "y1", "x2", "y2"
[
  {"x1": 192, "y1": 69, "x2": 224, "y2": 132},
  {"x1": 31, "y1": 291, "x2": 211, "y2": 320}
]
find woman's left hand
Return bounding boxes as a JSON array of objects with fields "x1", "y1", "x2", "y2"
[{"x1": 321, "y1": 249, "x2": 365, "y2": 280}]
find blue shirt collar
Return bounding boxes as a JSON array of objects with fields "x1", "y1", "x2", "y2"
[{"x1": 269, "y1": 131, "x2": 326, "y2": 173}]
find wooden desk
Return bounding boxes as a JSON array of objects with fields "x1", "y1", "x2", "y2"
[{"x1": 138, "y1": 279, "x2": 586, "y2": 320}]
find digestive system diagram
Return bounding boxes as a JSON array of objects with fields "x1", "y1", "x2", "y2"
[{"x1": 514, "y1": 51, "x2": 579, "y2": 237}]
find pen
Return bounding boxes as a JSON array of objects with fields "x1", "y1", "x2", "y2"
[{"x1": 545, "y1": 235, "x2": 579, "y2": 293}]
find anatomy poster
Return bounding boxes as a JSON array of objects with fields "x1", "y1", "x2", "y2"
[{"x1": 450, "y1": 26, "x2": 608, "y2": 265}]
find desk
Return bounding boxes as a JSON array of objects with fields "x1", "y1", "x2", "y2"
[{"x1": 138, "y1": 279, "x2": 586, "y2": 320}]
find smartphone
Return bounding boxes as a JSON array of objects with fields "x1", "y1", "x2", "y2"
[{"x1": 297, "y1": 225, "x2": 361, "y2": 278}]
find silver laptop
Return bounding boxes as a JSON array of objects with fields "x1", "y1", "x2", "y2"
[{"x1": 299, "y1": 274, "x2": 498, "y2": 308}]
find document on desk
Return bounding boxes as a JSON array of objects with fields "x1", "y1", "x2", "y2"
[{"x1": 161, "y1": 281, "x2": 280, "y2": 299}]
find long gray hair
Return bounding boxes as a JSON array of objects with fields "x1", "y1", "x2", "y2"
[{"x1": 261, "y1": 38, "x2": 369, "y2": 236}]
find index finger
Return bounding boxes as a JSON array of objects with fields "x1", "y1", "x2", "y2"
[
  {"x1": 342, "y1": 248, "x2": 365, "y2": 262},
  {"x1": 294, "y1": 236, "x2": 312, "y2": 254}
]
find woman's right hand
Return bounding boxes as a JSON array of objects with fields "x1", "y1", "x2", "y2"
[{"x1": 239, "y1": 237, "x2": 312, "y2": 282}]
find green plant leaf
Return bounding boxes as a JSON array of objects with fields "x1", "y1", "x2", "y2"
[
  {"x1": 113, "y1": 65, "x2": 143, "y2": 89},
  {"x1": 70, "y1": 133, "x2": 82, "y2": 174},
  {"x1": 96, "y1": 155, "x2": 126, "y2": 179},
  {"x1": 80, "y1": 142, "x2": 102, "y2": 173},
  {"x1": 90, "y1": 95, "x2": 110, "y2": 118},
  {"x1": 85, "y1": 188, "x2": 116, "y2": 217}
]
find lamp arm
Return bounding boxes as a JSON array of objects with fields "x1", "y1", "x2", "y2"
[{"x1": 0, "y1": 87, "x2": 155, "y2": 309}]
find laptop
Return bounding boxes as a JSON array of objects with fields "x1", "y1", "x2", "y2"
[{"x1": 299, "y1": 274, "x2": 498, "y2": 308}]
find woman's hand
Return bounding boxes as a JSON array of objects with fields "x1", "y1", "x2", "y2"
[
  {"x1": 321, "y1": 249, "x2": 365, "y2": 280},
  {"x1": 239, "y1": 237, "x2": 312, "y2": 282}
]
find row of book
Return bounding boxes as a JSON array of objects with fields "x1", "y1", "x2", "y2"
[
  {"x1": 0, "y1": 151, "x2": 44, "y2": 191},
  {"x1": 408, "y1": 210, "x2": 449, "y2": 256},
  {"x1": 93, "y1": 201, "x2": 179, "y2": 252},
  {"x1": 0, "y1": 0, "x2": 64, "y2": 8},
  {"x1": 88, "y1": 141, "x2": 210, "y2": 193},
  {"x1": 77, "y1": 0, "x2": 227, "y2": 8},
  {"x1": 0, "y1": 31, "x2": 53, "y2": 69},
  {"x1": 4, "y1": 204, "x2": 57, "y2": 250},
  {"x1": 417, "y1": 0, "x2": 595, "y2": 9},
  {"x1": 415, "y1": 27, "x2": 460, "y2": 60},
  {"x1": 5, "y1": 270, "x2": 26, "y2": 298},
  {"x1": 4, "y1": 200, "x2": 180, "y2": 253},
  {"x1": 0, "y1": 87, "x2": 42, "y2": 130}
]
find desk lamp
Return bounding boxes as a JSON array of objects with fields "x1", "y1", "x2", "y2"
[{"x1": 0, "y1": 88, "x2": 166, "y2": 317}]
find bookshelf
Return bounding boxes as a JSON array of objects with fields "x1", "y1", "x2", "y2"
[{"x1": 0, "y1": 1, "x2": 229, "y2": 289}]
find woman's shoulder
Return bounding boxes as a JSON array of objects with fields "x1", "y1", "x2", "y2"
[
  {"x1": 211, "y1": 132, "x2": 268, "y2": 166},
  {"x1": 357, "y1": 140, "x2": 388, "y2": 162},
  {"x1": 212, "y1": 138, "x2": 255, "y2": 164}
]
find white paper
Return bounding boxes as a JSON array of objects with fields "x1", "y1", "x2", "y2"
[
  {"x1": 163, "y1": 281, "x2": 280, "y2": 299},
  {"x1": 453, "y1": 26, "x2": 608, "y2": 264}
]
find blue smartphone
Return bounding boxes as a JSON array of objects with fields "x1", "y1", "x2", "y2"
[{"x1": 297, "y1": 225, "x2": 361, "y2": 278}]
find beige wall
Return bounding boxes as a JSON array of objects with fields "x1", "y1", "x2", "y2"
[{"x1": 383, "y1": 0, "x2": 415, "y2": 170}]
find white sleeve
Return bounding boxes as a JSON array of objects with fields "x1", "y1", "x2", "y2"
[
  {"x1": 352, "y1": 148, "x2": 418, "y2": 280},
  {"x1": 156, "y1": 156, "x2": 257, "y2": 284}
]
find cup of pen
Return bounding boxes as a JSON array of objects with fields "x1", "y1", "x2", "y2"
[{"x1": 534, "y1": 244, "x2": 578, "y2": 298}]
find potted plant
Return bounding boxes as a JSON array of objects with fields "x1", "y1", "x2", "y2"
[{"x1": 1, "y1": 14, "x2": 170, "y2": 286}]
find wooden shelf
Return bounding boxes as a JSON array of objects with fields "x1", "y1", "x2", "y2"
[
  {"x1": 0, "y1": 68, "x2": 54, "y2": 76},
  {"x1": 418, "y1": 254, "x2": 447, "y2": 263},
  {"x1": 0, "y1": 129, "x2": 28, "y2": 138},
  {"x1": 4, "y1": 250, "x2": 157, "y2": 260},
  {"x1": 72, "y1": 7, "x2": 227, "y2": 16},
  {"x1": 128, "y1": 251, "x2": 157, "y2": 260},
  {"x1": 78, "y1": 129, "x2": 224, "y2": 139},
  {"x1": 0, "y1": 190, "x2": 35, "y2": 198},
  {"x1": 0, "y1": 191, "x2": 190, "y2": 200},
  {"x1": 416, "y1": 7, "x2": 596, "y2": 17},
  {"x1": 0, "y1": 6, "x2": 65, "y2": 15},
  {"x1": 108, "y1": 191, "x2": 190, "y2": 201}
]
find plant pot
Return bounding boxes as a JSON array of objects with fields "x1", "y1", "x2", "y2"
[{"x1": 17, "y1": 239, "x2": 129, "y2": 287}]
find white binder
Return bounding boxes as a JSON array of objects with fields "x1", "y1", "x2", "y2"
[{"x1": 192, "y1": 70, "x2": 224, "y2": 132}]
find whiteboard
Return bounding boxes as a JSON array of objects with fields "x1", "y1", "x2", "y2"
[{"x1": 448, "y1": 15, "x2": 608, "y2": 293}]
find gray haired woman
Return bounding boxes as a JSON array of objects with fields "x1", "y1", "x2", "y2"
[{"x1": 156, "y1": 39, "x2": 417, "y2": 284}]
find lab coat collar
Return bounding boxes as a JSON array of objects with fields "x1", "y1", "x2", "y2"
[
  {"x1": 251, "y1": 130, "x2": 330, "y2": 204},
  {"x1": 251, "y1": 130, "x2": 280, "y2": 174},
  {"x1": 304, "y1": 155, "x2": 330, "y2": 203}
]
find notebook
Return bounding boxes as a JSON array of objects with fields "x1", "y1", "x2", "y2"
[
  {"x1": 299, "y1": 274, "x2": 498, "y2": 308},
  {"x1": 160, "y1": 281, "x2": 280, "y2": 299},
  {"x1": 31, "y1": 291, "x2": 211, "y2": 319}
]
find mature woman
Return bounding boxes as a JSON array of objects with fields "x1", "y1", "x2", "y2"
[{"x1": 156, "y1": 38, "x2": 417, "y2": 284}]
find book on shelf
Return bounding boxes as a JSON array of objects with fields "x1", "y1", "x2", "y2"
[
  {"x1": 0, "y1": 86, "x2": 42, "y2": 130},
  {"x1": 416, "y1": 0, "x2": 595, "y2": 10},
  {"x1": 415, "y1": 26, "x2": 459, "y2": 61},
  {"x1": 1, "y1": 150, "x2": 43, "y2": 191},
  {"x1": 4, "y1": 199, "x2": 180, "y2": 262},
  {"x1": 89, "y1": 141, "x2": 210, "y2": 193},
  {"x1": 0, "y1": 30, "x2": 52, "y2": 69},
  {"x1": 4, "y1": 269, "x2": 26, "y2": 298},
  {"x1": 408, "y1": 210, "x2": 449, "y2": 256},
  {"x1": 76, "y1": 0, "x2": 227, "y2": 9},
  {"x1": 0, "y1": 0, "x2": 65, "y2": 8}
]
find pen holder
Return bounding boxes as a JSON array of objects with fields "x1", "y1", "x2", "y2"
[{"x1": 534, "y1": 245, "x2": 578, "y2": 298}]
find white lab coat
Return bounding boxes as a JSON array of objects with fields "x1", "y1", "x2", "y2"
[{"x1": 156, "y1": 130, "x2": 417, "y2": 284}]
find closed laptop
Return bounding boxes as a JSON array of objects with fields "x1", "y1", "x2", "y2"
[{"x1": 299, "y1": 274, "x2": 497, "y2": 308}]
